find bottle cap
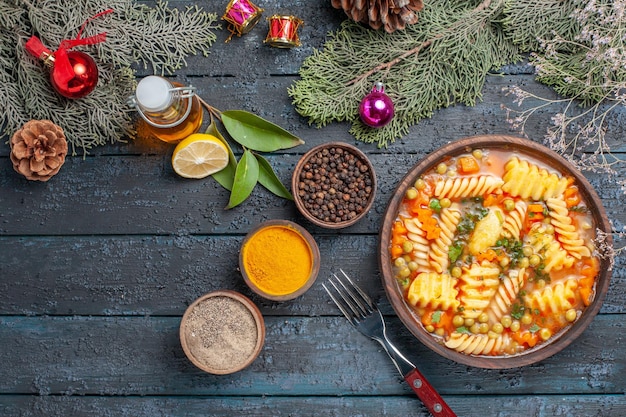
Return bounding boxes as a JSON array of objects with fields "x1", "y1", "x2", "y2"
[{"x1": 135, "y1": 76, "x2": 173, "y2": 112}]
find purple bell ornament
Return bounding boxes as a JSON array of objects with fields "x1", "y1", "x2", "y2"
[{"x1": 359, "y1": 82, "x2": 395, "y2": 128}]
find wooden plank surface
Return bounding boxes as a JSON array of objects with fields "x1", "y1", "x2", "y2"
[{"x1": 1, "y1": 0, "x2": 625, "y2": 416}]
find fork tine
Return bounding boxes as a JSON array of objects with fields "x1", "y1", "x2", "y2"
[
  {"x1": 322, "y1": 281, "x2": 358, "y2": 324},
  {"x1": 333, "y1": 273, "x2": 370, "y2": 318},
  {"x1": 339, "y1": 269, "x2": 375, "y2": 311}
]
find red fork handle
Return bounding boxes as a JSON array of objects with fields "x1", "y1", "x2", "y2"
[{"x1": 404, "y1": 368, "x2": 457, "y2": 417}]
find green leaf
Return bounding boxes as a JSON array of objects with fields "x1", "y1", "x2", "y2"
[
  {"x1": 255, "y1": 154, "x2": 293, "y2": 201},
  {"x1": 207, "y1": 120, "x2": 237, "y2": 191},
  {"x1": 226, "y1": 150, "x2": 259, "y2": 209},
  {"x1": 431, "y1": 311, "x2": 442, "y2": 324},
  {"x1": 221, "y1": 110, "x2": 304, "y2": 152}
]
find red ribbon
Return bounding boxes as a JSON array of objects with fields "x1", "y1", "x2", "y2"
[{"x1": 25, "y1": 9, "x2": 114, "y2": 84}]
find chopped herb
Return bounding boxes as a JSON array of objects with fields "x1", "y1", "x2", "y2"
[
  {"x1": 533, "y1": 308, "x2": 540, "y2": 315},
  {"x1": 432, "y1": 311, "x2": 442, "y2": 324},
  {"x1": 529, "y1": 324, "x2": 541, "y2": 333},
  {"x1": 456, "y1": 326, "x2": 471, "y2": 334},
  {"x1": 449, "y1": 241, "x2": 464, "y2": 263},
  {"x1": 457, "y1": 306, "x2": 465, "y2": 313},
  {"x1": 511, "y1": 303, "x2": 525, "y2": 320}
]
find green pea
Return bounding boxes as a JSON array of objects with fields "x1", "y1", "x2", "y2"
[
  {"x1": 398, "y1": 267, "x2": 411, "y2": 278},
  {"x1": 402, "y1": 241, "x2": 414, "y2": 253},
  {"x1": 436, "y1": 163, "x2": 448, "y2": 175},
  {"x1": 539, "y1": 328, "x2": 552, "y2": 341},
  {"x1": 521, "y1": 313, "x2": 533, "y2": 325},
  {"x1": 529, "y1": 254, "x2": 541, "y2": 267},
  {"x1": 425, "y1": 324, "x2": 435, "y2": 333},
  {"x1": 519, "y1": 257, "x2": 530, "y2": 268},
  {"x1": 440, "y1": 197, "x2": 452, "y2": 208},
  {"x1": 407, "y1": 261, "x2": 419, "y2": 271},
  {"x1": 472, "y1": 149, "x2": 483, "y2": 160},
  {"x1": 503, "y1": 198, "x2": 515, "y2": 212},
  {"x1": 565, "y1": 309, "x2": 577, "y2": 322},
  {"x1": 500, "y1": 256, "x2": 510, "y2": 268},
  {"x1": 452, "y1": 315, "x2": 465, "y2": 328},
  {"x1": 492, "y1": 323, "x2": 504, "y2": 334},
  {"x1": 406, "y1": 188, "x2": 418, "y2": 200},
  {"x1": 470, "y1": 323, "x2": 481, "y2": 334},
  {"x1": 510, "y1": 320, "x2": 521, "y2": 332},
  {"x1": 501, "y1": 315, "x2": 512, "y2": 328},
  {"x1": 394, "y1": 257, "x2": 406, "y2": 268},
  {"x1": 478, "y1": 312, "x2": 489, "y2": 323},
  {"x1": 464, "y1": 318, "x2": 475, "y2": 327},
  {"x1": 522, "y1": 246, "x2": 534, "y2": 257},
  {"x1": 451, "y1": 266, "x2": 462, "y2": 278},
  {"x1": 414, "y1": 178, "x2": 426, "y2": 190},
  {"x1": 479, "y1": 323, "x2": 489, "y2": 334}
]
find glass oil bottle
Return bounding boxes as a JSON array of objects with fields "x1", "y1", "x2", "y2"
[{"x1": 128, "y1": 75, "x2": 203, "y2": 143}]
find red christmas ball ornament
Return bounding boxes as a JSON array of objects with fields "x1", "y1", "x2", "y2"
[
  {"x1": 359, "y1": 82, "x2": 395, "y2": 128},
  {"x1": 51, "y1": 49, "x2": 99, "y2": 99},
  {"x1": 24, "y1": 9, "x2": 113, "y2": 99}
]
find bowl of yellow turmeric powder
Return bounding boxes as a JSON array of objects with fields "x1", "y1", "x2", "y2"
[{"x1": 239, "y1": 220, "x2": 321, "y2": 302}]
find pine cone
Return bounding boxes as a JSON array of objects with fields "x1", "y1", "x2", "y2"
[
  {"x1": 331, "y1": 0, "x2": 424, "y2": 33},
  {"x1": 10, "y1": 120, "x2": 68, "y2": 182}
]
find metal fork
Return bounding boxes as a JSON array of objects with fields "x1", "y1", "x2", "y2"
[{"x1": 323, "y1": 270, "x2": 456, "y2": 417}]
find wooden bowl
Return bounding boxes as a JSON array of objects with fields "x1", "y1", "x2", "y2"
[
  {"x1": 291, "y1": 142, "x2": 376, "y2": 229},
  {"x1": 378, "y1": 135, "x2": 613, "y2": 369},
  {"x1": 239, "y1": 220, "x2": 321, "y2": 302},
  {"x1": 180, "y1": 290, "x2": 265, "y2": 374}
]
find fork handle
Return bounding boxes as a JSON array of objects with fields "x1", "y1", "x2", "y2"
[{"x1": 404, "y1": 368, "x2": 457, "y2": 417}]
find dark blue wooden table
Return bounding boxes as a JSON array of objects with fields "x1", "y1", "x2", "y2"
[{"x1": 1, "y1": 1, "x2": 625, "y2": 416}]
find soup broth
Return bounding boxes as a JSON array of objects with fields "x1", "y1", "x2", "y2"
[{"x1": 390, "y1": 148, "x2": 599, "y2": 356}]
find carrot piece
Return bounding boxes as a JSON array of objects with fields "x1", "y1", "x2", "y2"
[
  {"x1": 528, "y1": 204, "x2": 545, "y2": 213},
  {"x1": 579, "y1": 286, "x2": 593, "y2": 306},
  {"x1": 393, "y1": 220, "x2": 408, "y2": 235},
  {"x1": 483, "y1": 193, "x2": 502, "y2": 207},
  {"x1": 511, "y1": 331, "x2": 539, "y2": 348},
  {"x1": 457, "y1": 156, "x2": 480, "y2": 174},
  {"x1": 415, "y1": 208, "x2": 442, "y2": 240},
  {"x1": 476, "y1": 249, "x2": 498, "y2": 263},
  {"x1": 391, "y1": 245, "x2": 403, "y2": 258}
]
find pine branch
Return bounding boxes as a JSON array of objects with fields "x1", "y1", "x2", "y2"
[
  {"x1": 289, "y1": 0, "x2": 519, "y2": 147},
  {"x1": 0, "y1": 0, "x2": 219, "y2": 154}
]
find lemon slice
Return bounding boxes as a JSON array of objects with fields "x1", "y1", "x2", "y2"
[{"x1": 172, "y1": 134, "x2": 229, "y2": 179}]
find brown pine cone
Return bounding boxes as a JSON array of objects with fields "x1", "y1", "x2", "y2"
[
  {"x1": 10, "y1": 119, "x2": 68, "y2": 181},
  {"x1": 331, "y1": 0, "x2": 424, "y2": 33}
]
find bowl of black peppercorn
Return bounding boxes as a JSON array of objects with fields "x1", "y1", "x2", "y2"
[{"x1": 291, "y1": 142, "x2": 376, "y2": 229}]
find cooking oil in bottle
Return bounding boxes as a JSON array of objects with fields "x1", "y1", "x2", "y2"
[{"x1": 129, "y1": 76, "x2": 203, "y2": 143}]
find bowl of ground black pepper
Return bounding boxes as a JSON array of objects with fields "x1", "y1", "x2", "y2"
[
  {"x1": 292, "y1": 142, "x2": 376, "y2": 229},
  {"x1": 180, "y1": 290, "x2": 265, "y2": 375}
]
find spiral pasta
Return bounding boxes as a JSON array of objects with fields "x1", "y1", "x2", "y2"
[
  {"x1": 429, "y1": 207, "x2": 462, "y2": 273},
  {"x1": 434, "y1": 175, "x2": 504, "y2": 199},
  {"x1": 502, "y1": 157, "x2": 569, "y2": 200},
  {"x1": 404, "y1": 217, "x2": 433, "y2": 272},
  {"x1": 458, "y1": 262, "x2": 501, "y2": 319},
  {"x1": 445, "y1": 332, "x2": 507, "y2": 355},
  {"x1": 389, "y1": 147, "x2": 600, "y2": 358},
  {"x1": 485, "y1": 268, "x2": 526, "y2": 325},
  {"x1": 546, "y1": 197, "x2": 592, "y2": 259},
  {"x1": 527, "y1": 223, "x2": 575, "y2": 272},
  {"x1": 502, "y1": 201, "x2": 527, "y2": 240},
  {"x1": 524, "y1": 278, "x2": 578, "y2": 316},
  {"x1": 407, "y1": 272, "x2": 460, "y2": 311}
]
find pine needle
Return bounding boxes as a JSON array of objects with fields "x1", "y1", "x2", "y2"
[
  {"x1": 288, "y1": 0, "x2": 520, "y2": 148},
  {"x1": 0, "y1": 0, "x2": 219, "y2": 155}
]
